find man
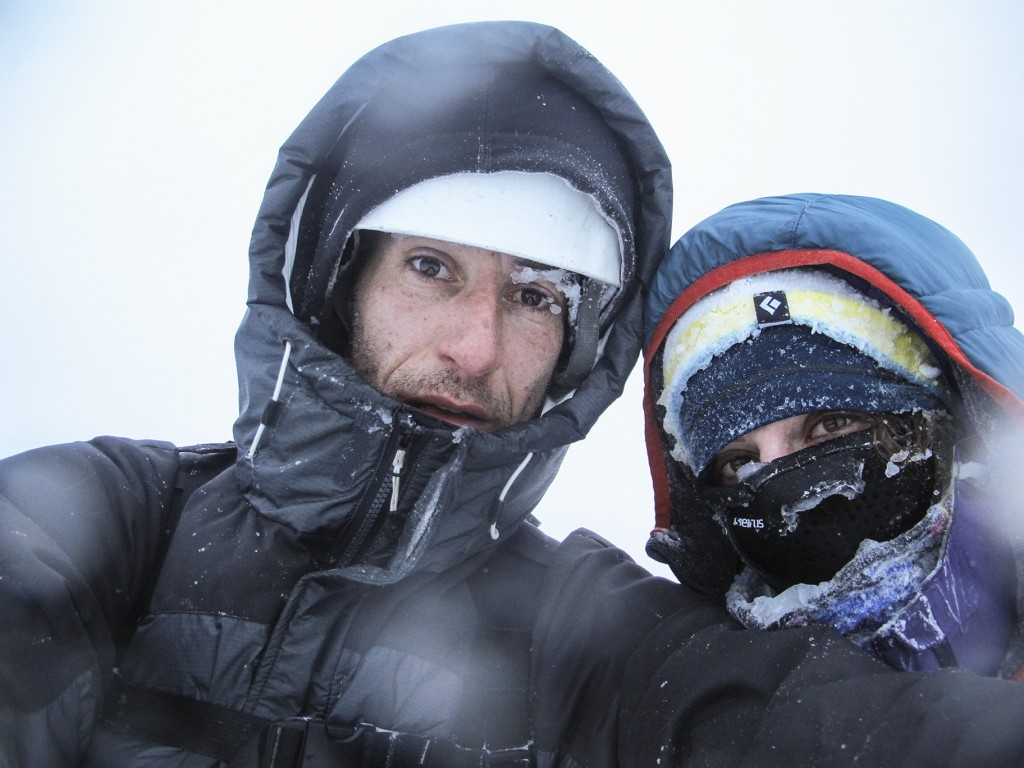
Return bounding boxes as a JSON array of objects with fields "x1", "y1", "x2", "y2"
[{"x1": 3, "y1": 22, "x2": 1024, "y2": 768}]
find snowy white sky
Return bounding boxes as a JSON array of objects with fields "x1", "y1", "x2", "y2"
[{"x1": 3, "y1": 1, "x2": 1022, "y2": 577}]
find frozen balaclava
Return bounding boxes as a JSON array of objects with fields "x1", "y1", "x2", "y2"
[{"x1": 658, "y1": 269, "x2": 952, "y2": 589}]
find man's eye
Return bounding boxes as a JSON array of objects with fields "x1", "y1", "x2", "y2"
[
  {"x1": 519, "y1": 287, "x2": 548, "y2": 308},
  {"x1": 409, "y1": 255, "x2": 446, "y2": 278},
  {"x1": 512, "y1": 286, "x2": 559, "y2": 311}
]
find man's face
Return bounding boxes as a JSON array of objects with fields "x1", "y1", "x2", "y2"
[{"x1": 350, "y1": 234, "x2": 571, "y2": 431}]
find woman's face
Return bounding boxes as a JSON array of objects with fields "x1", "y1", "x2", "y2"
[{"x1": 710, "y1": 412, "x2": 875, "y2": 485}]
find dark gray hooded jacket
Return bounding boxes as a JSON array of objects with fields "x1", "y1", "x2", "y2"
[
  {"x1": 4, "y1": 20, "x2": 672, "y2": 766},
  {"x1": 7, "y1": 23, "x2": 1024, "y2": 768}
]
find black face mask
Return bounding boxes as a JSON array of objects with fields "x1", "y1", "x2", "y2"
[{"x1": 698, "y1": 431, "x2": 938, "y2": 591}]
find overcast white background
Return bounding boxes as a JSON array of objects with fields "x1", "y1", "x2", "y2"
[{"x1": 3, "y1": 2, "x2": 1022, "y2": 578}]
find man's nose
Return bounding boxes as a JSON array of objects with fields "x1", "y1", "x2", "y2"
[{"x1": 436, "y1": 287, "x2": 503, "y2": 377}]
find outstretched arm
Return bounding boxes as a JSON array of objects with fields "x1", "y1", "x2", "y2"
[
  {"x1": 621, "y1": 597, "x2": 1024, "y2": 766},
  {"x1": 535, "y1": 529, "x2": 1024, "y2": 767},
  {"x1": 0, "y1": 437, "x2": 181, "y2": 767}
]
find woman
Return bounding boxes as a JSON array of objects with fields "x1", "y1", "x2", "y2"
[{"x1": 644, "y1": 193, "x2": 1024, "y2": 676}]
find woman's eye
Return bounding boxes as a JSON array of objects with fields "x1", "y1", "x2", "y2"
[
  {"x1": 820, "y1": 414, "x2": 851, "y2": 433},
  {"x1": 714, "y1": 455, "x2": 753, "y2": 485},
  {"x1": 409, "y1": 255, "x2": 447, "y2": 279},
  {"x1": 810, "y1": 412, "x2": 872, "y2": 440}
]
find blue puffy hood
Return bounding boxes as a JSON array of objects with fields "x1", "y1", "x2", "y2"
[{"x1": 642, "y1": 193, "x2": 1024, "y2": 594}]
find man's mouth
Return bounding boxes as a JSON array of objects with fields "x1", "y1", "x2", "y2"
[{"x1": 406, "y1": 395, "x2": 493, "y2": 430}]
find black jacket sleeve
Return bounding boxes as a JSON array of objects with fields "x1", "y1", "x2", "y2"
[
  {"x1": 0, "y1": 437, "x2": 182, "y2": 767},
  {"x1": 534, "y1": 529, "x2": 1024, "y2": 767}
]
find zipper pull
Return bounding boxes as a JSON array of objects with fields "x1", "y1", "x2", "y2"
[{"x1": 389, "y1": 447, "x2": 407, "y2": 512}]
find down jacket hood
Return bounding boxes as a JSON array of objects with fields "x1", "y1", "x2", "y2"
[
  {"x1": 643, "y1": 193, "x2": 1024, "y2": 595},
  {"x1": 231, "y1": 22, "x2": 671, "y2": 583}
]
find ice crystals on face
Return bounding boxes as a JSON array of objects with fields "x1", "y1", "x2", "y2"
[{"x1": 511, "y1": 264, "x2": 581, "y2": 323}]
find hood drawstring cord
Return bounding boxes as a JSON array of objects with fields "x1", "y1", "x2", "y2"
[
  {"x1": 488, "y1": 452, "x2": 534, "y2": 540},
  {"x1": 246, "y1": 340, "x2": 293, "y2": 460}
]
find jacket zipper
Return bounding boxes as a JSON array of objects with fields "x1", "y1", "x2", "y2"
[
  {"x1": 390, "y1": 445, "x2": 406, "y2": 512},
  {"x1": 332, "y1": 413, "x2": 416, "y2": 567}
]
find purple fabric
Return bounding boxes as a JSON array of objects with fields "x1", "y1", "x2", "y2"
[{"x1": 871, "y1": 481, "x2": 1017, "y2": 675}]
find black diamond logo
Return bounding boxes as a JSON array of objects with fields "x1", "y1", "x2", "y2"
[{"x1": 753, "y1": 290, "x2": 791, "y2": 325}]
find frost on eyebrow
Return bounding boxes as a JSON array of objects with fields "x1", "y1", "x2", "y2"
[{"x1": 511, "y1": 264, "x2": 583, "y2": 322}]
